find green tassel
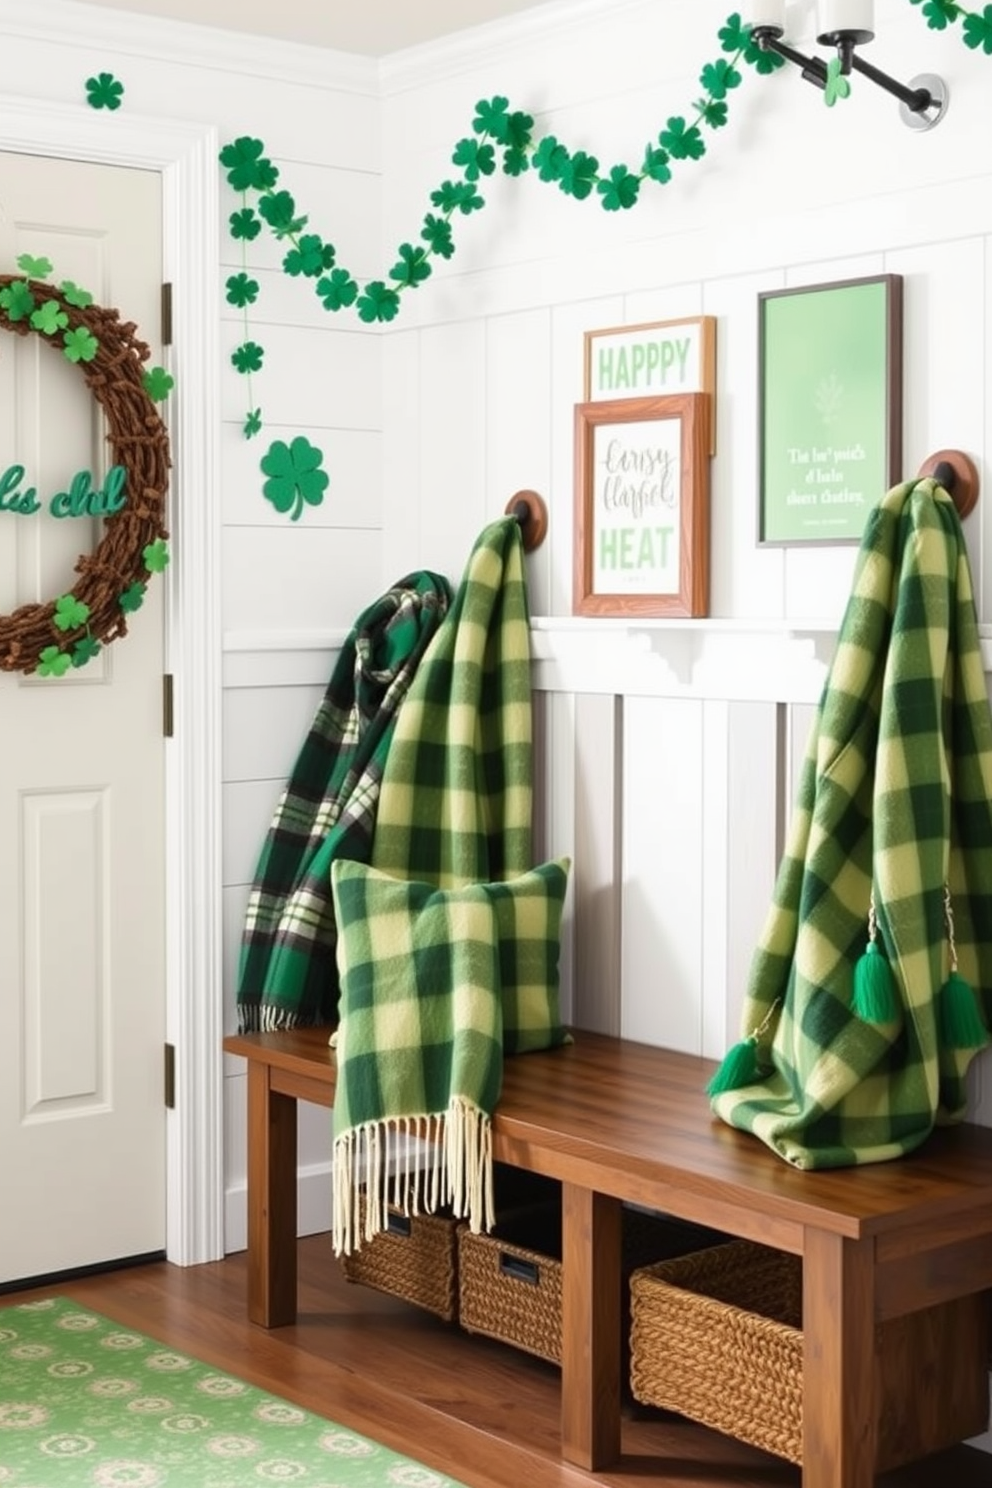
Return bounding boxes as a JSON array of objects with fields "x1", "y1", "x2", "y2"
[
  {"x1": 707, "y1": 1036, "x2": 759, "y2": 1096},
  {"x1": 939, "y1": 970, "x2": 988, "y2": 1050},
  {"x1": 852, "y1": 941, "x2": 899, "y2": 1023}
]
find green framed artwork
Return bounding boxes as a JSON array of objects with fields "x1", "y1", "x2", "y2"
[{"x1": 757, "y1": 275, "x2": 903, "y2": 545}]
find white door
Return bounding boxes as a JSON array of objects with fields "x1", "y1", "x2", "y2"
[{"x1": 0, "y1": 152, "x2": 167, "y2": 1283}]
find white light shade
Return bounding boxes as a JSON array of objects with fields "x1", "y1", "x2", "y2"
[
  {"x1": 747, "y1": 1, "x2": 787, "y2": 29},
  {"x1": 817, "y1": 0, "x2": 875, "y2": 37}
]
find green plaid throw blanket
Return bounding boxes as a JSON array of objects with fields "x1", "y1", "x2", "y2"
[
  {"x1": 711, "y1": 478, "x2": 992, "y2": 1168},
  {"x1": 331, "y1": 517, "x2": 539, "y2": 1255},
  {"x1": 236, "y1": 570, "x2": 451, "y2": 1031}
]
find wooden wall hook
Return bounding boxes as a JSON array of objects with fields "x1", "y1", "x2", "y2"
[
  {"x1": 917, "y1": 448, "x2": 980, "y2": 520},
  {"x1": 505, "y1": 489, "x2": 548, "y2": 552}
]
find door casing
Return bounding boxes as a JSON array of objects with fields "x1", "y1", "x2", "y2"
[{"x1": 1, "y1": 94, "x2": 224, "y2": 1266}]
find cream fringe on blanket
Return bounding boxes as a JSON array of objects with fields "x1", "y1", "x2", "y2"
[{"x1": 332, "y1": 1098, "x2": 494, "y2": 1257}]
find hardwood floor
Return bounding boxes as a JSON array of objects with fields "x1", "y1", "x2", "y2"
[{"x1": 5, "y1": 1235, "x2": 990, "y2": 1488}]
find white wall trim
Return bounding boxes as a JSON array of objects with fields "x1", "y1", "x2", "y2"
[
  {"x1": 225, "y1": 1164, "x2": 333, "y2": 1257},
  {"x1": 0, "y1": 0, "x2": 377, "y2": 93},
  {"x1": 1, "y1": 93, "x2": 224, "y2": 1267}
]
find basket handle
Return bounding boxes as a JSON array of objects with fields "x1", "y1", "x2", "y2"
[
  {"x1": 499, "y1": 1252, "x2": 540, "y2": 1285},
  {"x1": 386, "y1": 1210, "x2": 413, "y2": 1239}
]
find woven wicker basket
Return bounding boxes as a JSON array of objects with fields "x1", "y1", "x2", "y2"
[
  {"x1": 339, "y1": 1166, "x2": 560, "y2": 1324},
  {"x1": 459, "y1": 1203, "x2": 726, "y2": 1366},
  {"x1": 340, "y1": 1202, "x2": 462, "y2": 1322},
  {"x1": 629, "y1": 1238, "x2": 990, "y2": 1471}
]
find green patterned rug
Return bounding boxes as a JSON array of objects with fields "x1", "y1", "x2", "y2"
[{"x1": 0, "y1": 1296, "x2": 468, "y2": 1487}]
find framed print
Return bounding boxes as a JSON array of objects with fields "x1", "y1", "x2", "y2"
[
  {"x1": 573, "y1": 392, "x2": 709, "y2": 618},
  {"x1": 584, "y1": 316, "x2": 717, "y2": 453},
  {"x1": 757, "y1": 274, "x2": 903, "y2": 545}
]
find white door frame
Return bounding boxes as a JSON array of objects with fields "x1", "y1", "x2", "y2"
[{"x1": 1, "y1": 96, "x2": 223, "y2": 1266}]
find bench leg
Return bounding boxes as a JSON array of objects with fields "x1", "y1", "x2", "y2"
[
  {"x1": 246, "y1": 1060, "x2": 298, "y2": 1328},
  {"x1": 561, "y1": 1184, "x2": 622, "y2": 1470},
  {"x1": 802, "y1": 1228, "x2": 876, "y2": 1488}
]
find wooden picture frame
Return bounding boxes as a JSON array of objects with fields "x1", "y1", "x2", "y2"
[
  {"x1": 584, "y1": 315, "x2": 717, "y2": 453},
  {"x1": 757, "y1": 274, "x2": 903, "y2": 545},
  {"x1": 573, "y1": 393, "x2": 709, "y2": 618}
]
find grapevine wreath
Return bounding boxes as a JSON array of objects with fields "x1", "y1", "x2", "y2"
[{"x1": 0, "y1": 266, "x2": 171, "y2": 677}]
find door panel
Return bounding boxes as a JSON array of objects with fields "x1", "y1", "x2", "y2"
[{"x1": 0, "y1": 152, "x2": 167, "y2": 1282}]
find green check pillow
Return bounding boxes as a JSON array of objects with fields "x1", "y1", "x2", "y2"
[{"x1": 331, "y1": 858, "x2": 571, "y2": 1056}]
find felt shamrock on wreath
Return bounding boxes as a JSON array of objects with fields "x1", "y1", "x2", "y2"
[{"x1": 0, "y1": 254, "x2": 172, "y2": 677}]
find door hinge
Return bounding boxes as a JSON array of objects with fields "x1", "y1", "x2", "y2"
[
  {"x1": 164, "y1": 1043, "x2": 176, "y2": 1110},
  {"x1": 163, "y1": 673, "x2": 174, "y2": 738},
  {"x1": 161, "y1": 282, "x2": 173, "y2": 347}
]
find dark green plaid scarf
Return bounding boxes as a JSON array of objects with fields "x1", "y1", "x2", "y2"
[
  {"x1": 331, "y1": 518, "x2": 537, "y2": 1254},
  {"x1": 236, "y1": 570, "x2": 451, "y2": 1031},
  {"x1": 711, "y1": 478, "x2": 992, "y2": 1167}
]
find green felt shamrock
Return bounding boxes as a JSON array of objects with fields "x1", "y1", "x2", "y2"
[
  {"x1": 63, "y1": 327, "x2": 99, "y2": 363},
  {"x1": 560, "y1": 150, "x2": 599, "y2": 200},
  {"x1": 597, "y1": 165, "x2": 641, "y2": 211},
  {"x1": 316, "y1": 269, "x2": 358, "y2": 311},
  {"x1": 659, "y1": 117, "x2": 706, "y2": 162},
  {"x1": 231, "y1": 342, "x2": 264, "y2": 374},
  {"x1": 260, "y1": 436, "x2": 329, "y2": 521},
  {"x1": 86, "y1": 72, "x2": 124, "y2": 111},
  {"x1": 71, "y1": 635, "x2": 102, "y2": 669},
  {"x1": 824, "y1": 56, "x2": 852, "y2": 106},
  {"x1": 17, "y1": 253, "x2": 53, "y2": 278},
  {"x1": 420, "y1": 214, "x2": 455, "y2": 260},
  {"x1": 963, "y1": 8, "x2": 992, "y2": 54},
  {"x1": 389, "y1": 244, "x2": 431, "y2": 289},
  {"x1": 452, "y1": 137, "x2": 496, "y2": 182},
  {"x1": 643, "y1": 144, "x2": 672, "y2": 185},
  {"x1": 259, "y1": 191, "x2": 307, "y2": 240},
  {"x1": 60, "y1": 280, "x2": 94, "y2": 308},
  {"x1": 30, "y1": 300, "x2": 69, "y2": 336},
  {"x1": 53, "y1": 594, "x2": 91, "y2": 633},
  {"x1": 142, "y1": 366, "x2": 175, "y2": 400},
  {"x1": 0, "y1": 281, "x2": 35, "y2": 322},
  {"x1": 119, "y1": 582, "x2": 146, "y2": 614},
  {"x1": 225, "y1": 272, "x2": 260, "y2": 309},
  {"x1": 229, "y1": 207, "x2": 262, "y2": 242},
  {"x1": 283, "y1": 234, "x2": 335, "y2": 278},
  {"x1": 219, "y1": 137, "x2": 280, "y2": 193},
  {"x1": 429, "y1": 179, "x2": 484, "y2": 215},
  {"x1": 243, "y1": 408, "x2": 263, "y2": 439},
  {"x1": 143, "y1": 538, "x2": 169, "y2": 574},
  {"x1": 37, "y1": 646, "x2": 71, "y2": 678},
  {"x1": 356, "y1": 281, "x2": 401, "y2": 324}
]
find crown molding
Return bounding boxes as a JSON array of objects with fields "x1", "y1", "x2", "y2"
[
  {"x1": 379, "y1": 0, "x2": 630, "y2": 93},
  {"x1": 0, "y1": 0, "x2": 378, "y2": 94}
]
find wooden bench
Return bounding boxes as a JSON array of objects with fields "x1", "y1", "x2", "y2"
[{"x1": 223, "y1": 1026, "x2": 992, "y2": 1488}]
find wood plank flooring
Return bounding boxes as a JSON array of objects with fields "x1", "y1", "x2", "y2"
[{"x1": 4, "y1": 1235, "x2": 990, "y2": 1488}]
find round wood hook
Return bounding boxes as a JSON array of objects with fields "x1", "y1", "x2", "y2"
[
  {"x1": 917, "y1": 449, "x2": 980, "y2": 520},
  {"x1": 505, "y1": 489, "x2": 548, "y2": 552}
]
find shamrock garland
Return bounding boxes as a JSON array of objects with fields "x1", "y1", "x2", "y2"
[
  {"x1": 0, "y1": 254, "x2": 172, "y2": 677},
  {"x1": 219, "y1": 2, "x2": 992, "y2": 440}
]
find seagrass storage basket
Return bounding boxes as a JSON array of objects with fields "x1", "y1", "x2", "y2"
[
  {"x1": 629, "y1": 1238, "x2": 990, "y2": 1472},
  {"x1": 340, "y1": 1164, "x2": 560, "y2": 1324},
  {"x1": 459, "y1": 1200, "x2": 726, "y2": 1366},
  {"x1": 340, "y1": 1199, "x2": 463, "y2": 1321}
]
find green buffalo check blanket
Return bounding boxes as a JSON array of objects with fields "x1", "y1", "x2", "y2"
[
  {"x1": 236, "y1": 570, "x2": 451, "y2": 1031},
  {"x1": 330, "y1": 518, "x2": 564, "y2": 1255},
  {"x1": 711, "y1": 477, "x2": 992, "y2": 1168}
]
